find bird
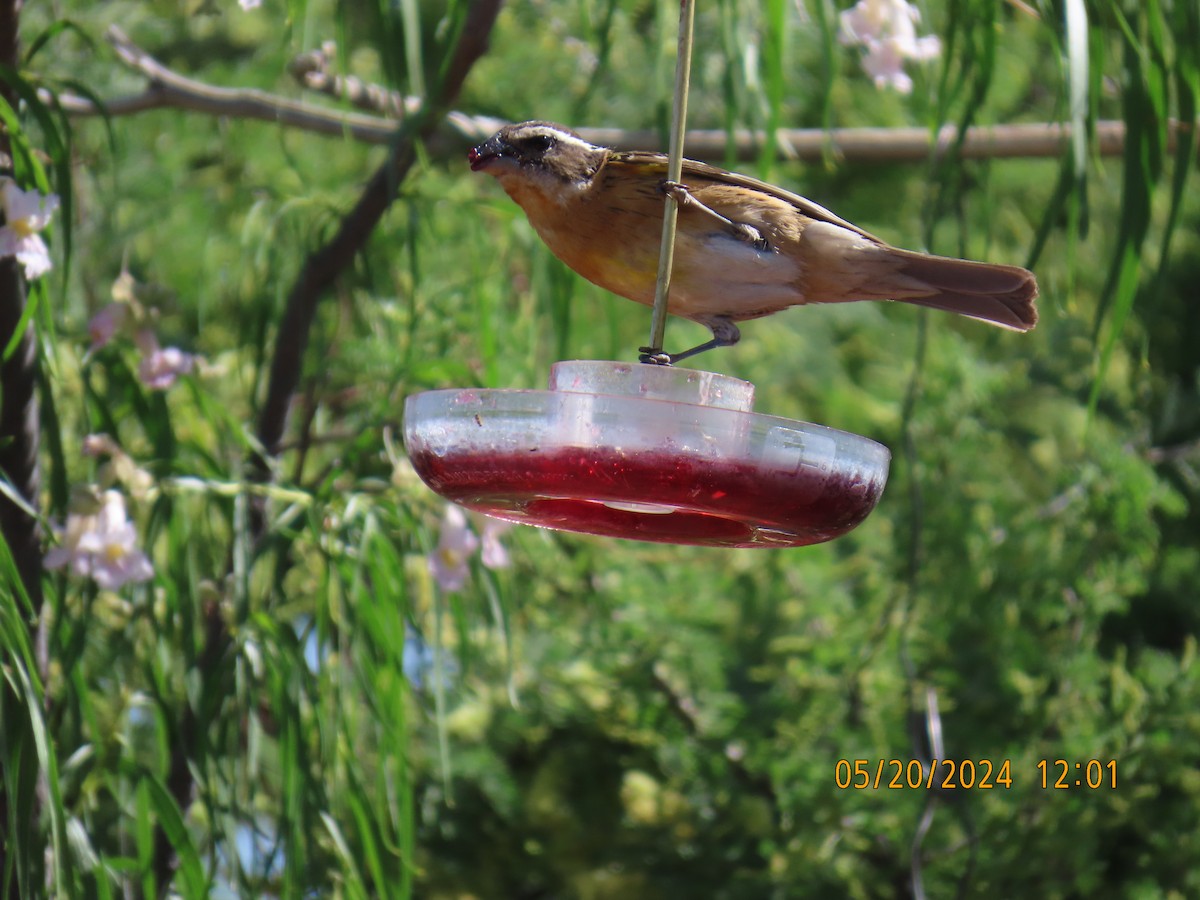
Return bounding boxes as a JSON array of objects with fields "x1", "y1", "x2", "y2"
[{"x1": 468, "y1": 120, "x2": 1038, "y2": 364}]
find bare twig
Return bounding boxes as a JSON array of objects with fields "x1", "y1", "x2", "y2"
[
  {"x1": 549, "y1": 120, "x2": 1126, "y2": 160},
  {"x1": 55, "y1": 32, "x2": 1198, "y2": 163},
  {"x1": 288, "y1": 43, "x2": 417, "y2": 118},
  {"x1": 82, "y1": 26, "x2": 403, "y2": 143}
]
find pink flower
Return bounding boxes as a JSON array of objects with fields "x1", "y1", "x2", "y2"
[
  {"x1": 839, "y1": 0, "x2": 941, "y2": 93},
  {"x1": 135, "y1": 329, "x2": 195, "y2": 390},
  {"x1": 428, "y1": 505, "x2": 479, "y2": 592},
  {"x1": 88, "y1": 303, "x2": 130, "y2": 350},
  {"x1": 426, "y1": 506, "x2": 516, "y2": 591},
  {"x1": 45, "y1": 490, "x2": 154, "y2": 590},
  {"x1": 139, "y1": 346, "x2": 195, "y2": 390},
  {"x1": 0, "y1": 179, "x2": 59, "y2": 279}
]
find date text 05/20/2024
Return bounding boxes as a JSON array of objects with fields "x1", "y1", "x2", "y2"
[{"x1": 834, "y1": 759, "x2": 1118, "y2": 791}]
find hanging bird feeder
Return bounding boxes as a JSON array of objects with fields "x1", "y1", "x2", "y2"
[
  {"x1": 403, "y1": 0, "x2": 890, "y2": 547},
  {"x1": 405, "y1": 360, "x2": 888, "y2": 548}
]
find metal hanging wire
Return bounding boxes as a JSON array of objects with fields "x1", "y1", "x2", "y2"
[{"x1": 642, "y1": 0, "x2": 697, "y2": 363}]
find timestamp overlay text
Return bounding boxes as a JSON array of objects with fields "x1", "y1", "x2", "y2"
[{"x1": 834, "y1": 759, "x2": 1119, "y2": 790}]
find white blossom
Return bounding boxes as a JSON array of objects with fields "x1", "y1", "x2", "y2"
[
  {"x1": 427, "y1": 505, "x2": 516, "y2": 591},
  {"x1": 839, "y1": 0, "x2": 941, "y2": 94},
  {"x1": 0, "y1": 179, "x2": 59, "y2": 279},
  {"x1": 428, "y1": 505, "x2": 479, "y2": 592},
  {"x1": 135, "y1": 329, "x2": 196, "y2": 390},
  {"x1": 45, "y1": 490, "x2": 154, "y2": 590}
]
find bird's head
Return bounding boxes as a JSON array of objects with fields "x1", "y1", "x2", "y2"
[{"x1": 469, "y1": 121, "x2": 607, "y2": 202}]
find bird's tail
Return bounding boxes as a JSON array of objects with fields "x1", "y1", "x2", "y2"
[{"x1": 890, "y1": 249, "x2": 1039, "y2": 332}]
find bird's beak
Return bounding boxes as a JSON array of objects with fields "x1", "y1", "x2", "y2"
[{"x1": 468, "y1": 135, "x2": 506, "y2": 172}]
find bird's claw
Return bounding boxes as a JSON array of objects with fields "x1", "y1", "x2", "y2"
[
  {"x1": 734, "y1": 223, "x2": 770, "y2": 252},
  {"x1": 638, "y1": 346, "x2": 674, "y2": 366},
  {"x1": 659, "y1": 180, "x2": 688, "y2": 202},
  {"x1": 658, "y1": 180, "x2": 769, "y2": 251}
]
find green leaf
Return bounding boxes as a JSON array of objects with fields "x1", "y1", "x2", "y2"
[
  {"x1": 23, "y1": 19, "x2": 95, "y2": 66},
  {"x1": 320, "y1": 811, "x2": 369, "y2": 899},
  {"x1": 126, "y1": 764, "x2": 208, "y2": 899}
]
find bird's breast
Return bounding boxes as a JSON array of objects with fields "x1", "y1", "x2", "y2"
[{"x1": 502, "y1": 178, "x2": 661, "y2": 302}]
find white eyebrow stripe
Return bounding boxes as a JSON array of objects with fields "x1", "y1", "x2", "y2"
[
  {"x1": 513, "y1": 125, "x2": 597, "y2": 154},
  {"x1": 550, "y1": 132, "x2": 596, "y2": 153}
]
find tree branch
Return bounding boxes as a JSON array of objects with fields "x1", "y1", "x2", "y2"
[
  {"x1": 288, "y1": 43, "x2": 418, "y2": 117},
  {"x1": 146, "y1": 1, "x2": 505, "y2": 892},
  {"x1": 0, "y1": 3, "x2": 48, "y2": 894},
  {"x1": 253, "y1": 0, "x2": 502, "y2": 462},
  {"x1": 56, "y1": 36, "x2": 1199, "y2": 164},
  {"x1": 83, "y1": 26, "x2": 402, "y2": 143},
  {"x1": 0, "y1": 0, "x2": 38, "y2": 607},
  {"x1": 55, "y1": 30, "x2": 1197, "y2": 164},
  {"x1": 0, "y1": 260, "x2": 42, "y2": 607}
]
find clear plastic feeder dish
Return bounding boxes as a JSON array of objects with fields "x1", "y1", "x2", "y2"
[{"x1": 403, "y1": 361, "x2": 890, "y2": 549}]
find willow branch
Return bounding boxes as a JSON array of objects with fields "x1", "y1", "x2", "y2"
[
  {"x1": 57, "y1": 39, "x2": 1198, "y2": 164},
  {"x1": 254, "y1": 0, "x2": 502, "y2": 464},
  {"x1": 56, "y1": 30, "x2": 1196, "y2": 162},
  {"x1": 288, "y1": 44, "x2": 417, "y2": 118},
  {"x1": 573, "y1": 120, "x2": 1197, "y2": 162},
  {"x1": 80, "y1": 26, "x2": 400, "y2": 143},
  {"x1": 149, "y1": 1, "x2": 504, "y2": 892}
]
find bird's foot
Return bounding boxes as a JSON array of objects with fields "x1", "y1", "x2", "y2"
[
  {"x1": 637, "y1": 319, "x2": 741, "y2": 367},
  {"x1": 638, "y1": 346, "x2": 674, "y2": 366},
  {"x1": 658, "y1": 180, "x2": 690, "y2": 204},
  {"x1": 658, "y1": 180, "x2": 768, "y2": 251},
  {"x1": 734, "y1": 223, "x2": 770, "y2": 252}
]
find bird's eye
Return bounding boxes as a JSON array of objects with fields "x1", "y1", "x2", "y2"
[{"x1": 525, "y1": 134, "x2": 555, "y2": 153}]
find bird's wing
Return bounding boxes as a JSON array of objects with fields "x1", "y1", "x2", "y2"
[{"x1": 609, "y1": 151, "x2": 883, "y2": 244}]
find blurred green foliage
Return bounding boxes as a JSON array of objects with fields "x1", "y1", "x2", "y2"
[{"x1": 3, "y1": 0, "x2": 1199, "y2": 896}]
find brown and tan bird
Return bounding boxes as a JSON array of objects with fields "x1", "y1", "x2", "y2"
[{"x1": 469, "y1": 121, "x2": 1038, "y2": 363}]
